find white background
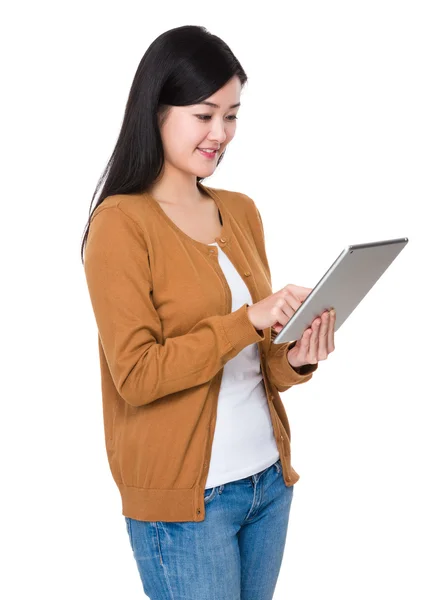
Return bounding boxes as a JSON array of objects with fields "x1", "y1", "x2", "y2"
[{"x1": 2, "y1": 1, "x2": 427, "y2": 598}]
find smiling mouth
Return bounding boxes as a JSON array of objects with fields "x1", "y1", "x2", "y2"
[{"x1": 197, "y1": 148, "x2": 219, "y2": 158}]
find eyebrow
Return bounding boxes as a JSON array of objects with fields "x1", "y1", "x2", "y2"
[{"x1": 196, "y1": 101, "x2": 241, "y2": 109}]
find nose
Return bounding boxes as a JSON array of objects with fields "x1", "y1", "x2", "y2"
[{"x1": 208, "y1": 119, "x2": 228, "y2": 145}]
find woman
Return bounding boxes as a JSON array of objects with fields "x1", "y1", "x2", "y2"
[{"x1": 82, "y1": 25, "x2": 335, "y2": 600}]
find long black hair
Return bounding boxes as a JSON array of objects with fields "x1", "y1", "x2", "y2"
[{"x1": 80, "y1": 25, "x2": 248, "y2": 264}]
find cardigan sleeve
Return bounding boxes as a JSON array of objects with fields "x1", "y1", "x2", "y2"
[
  {"x1": 83, "y1": 206, "x2": 265, "y2": 407},
  {"x1": 265, "y1": 330, "x2": 318, "y2": 392}
]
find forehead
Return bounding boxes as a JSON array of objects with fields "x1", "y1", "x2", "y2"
[{"x1": 186, "y1": 77, "x2": 242, "y2": 110}]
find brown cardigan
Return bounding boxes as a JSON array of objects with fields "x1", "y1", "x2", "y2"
[{"x1": 83, "y1": 182, "x2": 318, "y2": 522}]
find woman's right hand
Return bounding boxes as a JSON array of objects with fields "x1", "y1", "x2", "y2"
[{"x1": 247, "y1": 284, "x2": 313, "y2": 333}]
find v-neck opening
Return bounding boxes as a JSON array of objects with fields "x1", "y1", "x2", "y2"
[{"x1": 143, "y1": 182, "x2": 231, "y2": 253}]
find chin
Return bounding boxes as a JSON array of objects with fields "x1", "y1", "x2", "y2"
[{"x1": 192, "y1": 162, "x2": 217, "y2": 175}]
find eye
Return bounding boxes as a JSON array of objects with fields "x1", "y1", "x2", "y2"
[{"x1": 195, "y1": 115, "x2": 238, "y2": 122}]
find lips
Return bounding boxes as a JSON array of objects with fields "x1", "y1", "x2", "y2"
[{"x1": 197, "y1": 148, "x2": 218, "y2": 159}]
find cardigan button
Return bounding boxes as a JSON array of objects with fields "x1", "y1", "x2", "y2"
[
  {"x1": 244, "y1": 271, "x2": 251, "y2": 277},
  {"x1": 219, "y1": 237, "x2": 226, "y2": 243}
]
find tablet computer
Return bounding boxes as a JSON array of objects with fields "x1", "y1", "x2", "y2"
[{"x1": 272, "y1": 237, "x2": 409, "y2": 344}]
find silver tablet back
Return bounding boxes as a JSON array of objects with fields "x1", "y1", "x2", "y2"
[{"x1": 273, "y1": 237, "x2": 409, "y2": 344}]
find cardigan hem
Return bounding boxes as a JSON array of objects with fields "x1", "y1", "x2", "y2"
[{"x1": 118, "y1": 457, "x2": 300, "y2": 523}]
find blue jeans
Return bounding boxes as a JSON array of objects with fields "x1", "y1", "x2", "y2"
[{"x1": 124, "y1": 458, "x2": 294, "y2": 599}]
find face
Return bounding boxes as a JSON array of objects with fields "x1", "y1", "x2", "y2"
[{"x1": 158, "y1": 75, "x2": 241, "y2": 178}]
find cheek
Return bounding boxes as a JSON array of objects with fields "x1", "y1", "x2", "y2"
[
  {"x1": 164, "y1": 134, "x2": 196, "y2": 161},
  {"x1": 162, "y1": 118, "x2": 197, "y2": 153},
  {"x1": 220, "y1": 134, "x2": 234, "y2": 151},
  {"x1": 178, "y1": 123, "x2": 203, "y2": 153},
  {"x1": 226, "y1": 131, "x2": 235, "y2": 143}
]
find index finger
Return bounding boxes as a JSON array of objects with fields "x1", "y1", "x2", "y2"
[{"x1": 284, "y1": 284, "x2": 313, "y2": 302}]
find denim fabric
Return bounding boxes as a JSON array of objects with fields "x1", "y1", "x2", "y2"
[{"x1": 124, "y1": 458, "x2": 294, "y2": 599}]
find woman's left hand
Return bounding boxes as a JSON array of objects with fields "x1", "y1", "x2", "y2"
[{"x1": 287, "y1": 309, "x2": 336, "y2": 369}]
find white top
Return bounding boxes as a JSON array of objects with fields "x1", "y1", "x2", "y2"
[{"x1": 204, "y1": 242, "x2": 279, "y2": 488}]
